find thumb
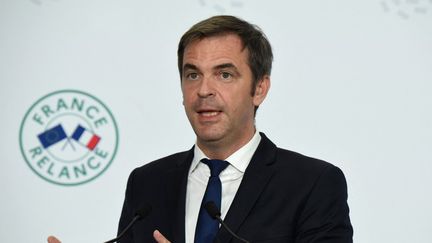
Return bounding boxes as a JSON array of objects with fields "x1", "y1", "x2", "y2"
[
  {"x1": 153, "y1": 230, "x2": 171, "y2": 243},
  {"x1": 47, "y1": 236, "x2": 61, "y2": 243}
]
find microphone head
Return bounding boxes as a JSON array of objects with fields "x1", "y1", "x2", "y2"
[
  {"x1": 135, "y1": 204, "x2": 152, "y2": 219},
  {"x1": 204, "y1": 201, "x2": 221, "y2": 219}
]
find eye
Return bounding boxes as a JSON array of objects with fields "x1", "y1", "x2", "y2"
[
  {"x1": 186, "y1": 72, "x2": 199, "y2": 80},
  {"x1": 220, "y1": 72, "x2": 232, "y2": 79}
]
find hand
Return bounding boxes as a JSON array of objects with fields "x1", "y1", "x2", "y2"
[
  {"x1": 153, "y1": 230, "x2": 171, "y2": 243},
  {"x1": 47, "y1": 236, "x2": 61, "y2": 243}
]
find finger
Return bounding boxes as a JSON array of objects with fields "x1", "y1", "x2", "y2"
[
  {"x1": 153, "y1": 230, "x2": 171, "y2": 243},
  {"x1": 47, "y1": 236, "x2": 61, "y2": 243}
]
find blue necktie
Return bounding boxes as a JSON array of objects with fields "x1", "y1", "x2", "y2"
[{"x1": 194, "y1": 159, "x2": 229, "y2": 243}]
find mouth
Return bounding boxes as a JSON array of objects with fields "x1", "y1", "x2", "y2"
[
  {"x1": 199, "y1": 111, "x2": 220, "y2": 117},
  {"x1": 197, "y1": 109, "x2": 222, "y2": 119}
]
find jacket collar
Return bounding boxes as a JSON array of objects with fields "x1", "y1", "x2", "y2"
[{"x1": 216, "y1": 132, "x2": 277, "y2": 242}]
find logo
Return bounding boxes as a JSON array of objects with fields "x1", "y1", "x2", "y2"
[
  {"x1": 19, "y1": 90, "x2": 119, "y2": 186},
  {"x1": 381, "y1": 0, "x2": 432, "y2": 19}
]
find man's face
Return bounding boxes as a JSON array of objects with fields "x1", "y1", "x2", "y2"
[{"x1": 181, "y1": 34, "x2": 269, "y2": 153}]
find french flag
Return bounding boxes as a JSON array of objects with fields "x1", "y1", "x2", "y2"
[{"x1": 71, "y1": 125, "x2": 101, "y2": 150}]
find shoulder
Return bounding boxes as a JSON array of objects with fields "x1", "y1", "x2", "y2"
[
  {"x1": 122, "y1": 149, "x2": 193, "y2": 199},
  {"x1": 275, "y1": 147, "x2": 336, "y2": 171},
  {"x1": 274, "y1": 147, "x2": 347, "y2": 185},
  {"x1": 130, "y1": 149, "x2": 192, "y2": 177},
  {"x1": 257, "y1": 132, "x2": 346, "y2": 180}
]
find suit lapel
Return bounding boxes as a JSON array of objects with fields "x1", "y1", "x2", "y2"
[
  {"x1": 216, "y1": 133, "x2": 278, "y2": 242},
  {"x1": 164, "y1": 147, "x2": 194, "y2": 243}
]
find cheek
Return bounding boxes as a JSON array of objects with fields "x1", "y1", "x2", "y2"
[
  {"x1": 227, "y1": 93, "x2": 251, "y2": 113},
  {"x1": 182, "y1": 95, "x2": 195, "y2": 113},
  {"x1": 183, "y1": 98, "x2": 191, "y2": 109},
  {"x1": 181, "y1": 87, "x2": 191, "y2": 106}
]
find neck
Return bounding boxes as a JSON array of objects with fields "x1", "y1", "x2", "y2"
[{"x1": 197, "y1": 129, "x2": 256, "y2": 160}]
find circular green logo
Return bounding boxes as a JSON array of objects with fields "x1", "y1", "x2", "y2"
[{"x1": 19, "y1": 90, "x2": 119, "y2": 186}]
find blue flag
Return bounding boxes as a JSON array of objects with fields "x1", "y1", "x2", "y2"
[{"x1": 37, "y1": 124, "x2": 67, "y2": 148}]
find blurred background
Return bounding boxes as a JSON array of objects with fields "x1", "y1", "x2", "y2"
[{"x1": 1, "y1": 0, "x2": 431, "y2": 242}]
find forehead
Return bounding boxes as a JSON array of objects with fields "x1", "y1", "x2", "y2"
[{"x1": 183, "y1": 34, "x2": 249, "y2": 68}]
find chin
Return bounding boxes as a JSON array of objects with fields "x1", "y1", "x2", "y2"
[{"x1": 195, "y1": 130, "x2": 226, "y2": 144}]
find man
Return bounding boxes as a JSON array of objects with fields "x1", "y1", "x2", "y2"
[
  {"x1": 117, "y1": 15, "x2": 352, "y2": 243},
  {"x1": 48, "y1": 15, "x2": 353, "y2": 243}
]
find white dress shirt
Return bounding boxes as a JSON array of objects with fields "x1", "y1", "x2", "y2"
[{"x1": 185, "y1": 131, "x2": 261, "y2": 243}]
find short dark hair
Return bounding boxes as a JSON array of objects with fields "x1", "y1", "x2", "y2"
[{"x1": 177, "y1": 15, "x2": 273, "y2": 95}]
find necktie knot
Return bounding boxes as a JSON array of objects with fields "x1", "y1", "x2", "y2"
[{"x1": 201, "y1": 159, "x2": 229, "y2": 177}]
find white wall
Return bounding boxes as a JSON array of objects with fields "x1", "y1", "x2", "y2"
[{"x1": 1, "y1": 0, "x2": 431, "y2": 242}]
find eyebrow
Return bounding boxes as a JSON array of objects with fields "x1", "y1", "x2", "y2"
[
  {"x1": 183, "y1": 63, "x2": 199, "y2": 72},
  {"x1": 214, "y1": 63, "x2": 240, "y2": 76},
  {"x1": 182, "y1": 63, "x2": 240, "y2": 75},
  {"x1": 214, "y1": 63, "x2": 235, "y2": 69}
]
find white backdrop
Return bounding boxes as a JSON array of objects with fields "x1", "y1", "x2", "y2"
[{"x1": 1, "y1": 0, "x2": 431, "y2": 242}]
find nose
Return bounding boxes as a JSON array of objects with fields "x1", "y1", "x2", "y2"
[{"x1": 197, "y1": 77, "x2": 215, "y2": 98}]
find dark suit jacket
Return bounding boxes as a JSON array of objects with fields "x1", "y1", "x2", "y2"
[{"x1": 118, "y1": 133, "x2": 353, "y2": 243}]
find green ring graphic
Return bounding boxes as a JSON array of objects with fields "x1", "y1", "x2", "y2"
[{"x1": 19, "y1": 89, "x2": 119, "y2": 186}]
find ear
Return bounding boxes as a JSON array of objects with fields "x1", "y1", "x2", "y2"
[{"x1": 253, "y1": 75, "x2": 270, "y2": 107}]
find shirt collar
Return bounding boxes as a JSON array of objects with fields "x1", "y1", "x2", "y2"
[{"x1": 190, "y1": 131, "x2": 261, "y2": 174}]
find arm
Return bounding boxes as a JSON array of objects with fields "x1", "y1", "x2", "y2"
[
  {"x1": 118, "y1": 169, "x2": 174, "y2": 243},
  {"x1": 118, "y1": 169, "x2": 137, "y2": 243},
  {"x1": 295, "y1": 166, "x2": 353, "y2": 243}
]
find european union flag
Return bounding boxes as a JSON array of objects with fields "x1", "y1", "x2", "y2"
[{"x1": 38, "y1": 124, "x2": 67, "y2": 148}]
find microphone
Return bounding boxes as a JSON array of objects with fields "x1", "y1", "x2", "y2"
[
  {"x1": 204, "y1": 201, "x2": 250, "y2": 243},
  {"x1": 104, "y1": 204, "x2": 152, "y2": 243}
]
